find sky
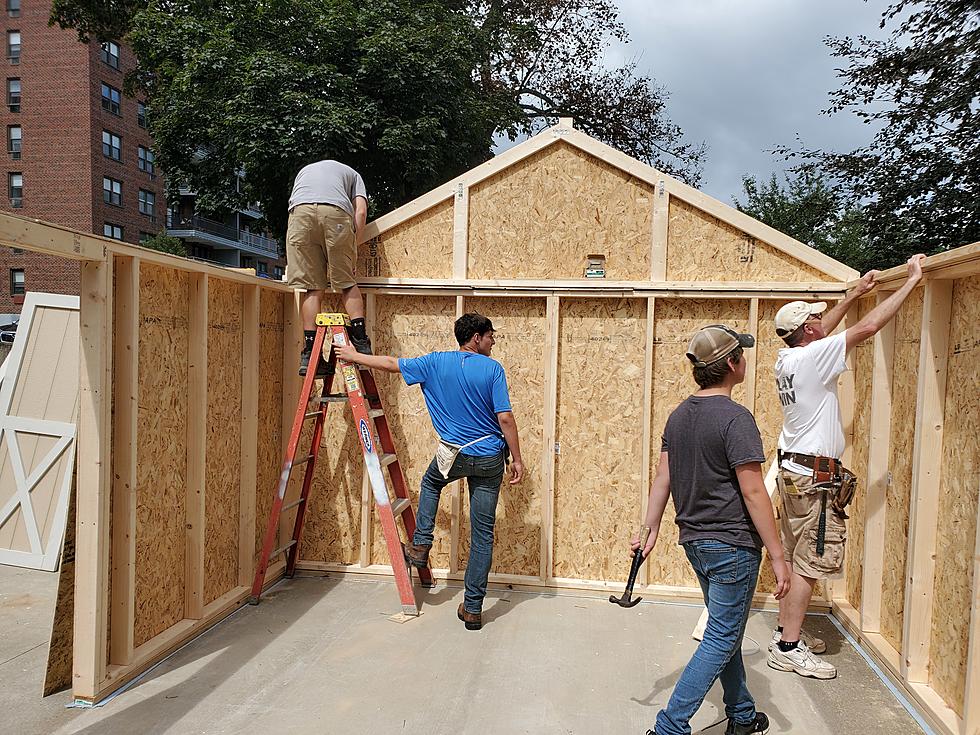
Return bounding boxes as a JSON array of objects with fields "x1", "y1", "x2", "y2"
[{"x1": 605, "y1": 0, "x2": 895, "y2": 205}]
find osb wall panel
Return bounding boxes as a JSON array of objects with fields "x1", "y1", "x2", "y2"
[
  {"x1": 300, "y1": 294, "x2": 364, "y2": 566},
  {"x1": 457, "y1": 297, "x2": 545, "y2": 577},
  {"x1": 467, "y1": 143, "x2": 654, "y2": 281},
  {"x1": 929, "y1": 275, "x2": 980, "y2": 717},
  {"x1": 755, "y1": 301, "x2": 788, "y2": 462},
  {"x1": 648, "y1": 299, "x2": 749, "y2": 589},
  {"x1": 255, "y1": 291, "x2": 284, "y2": 564},
  {"x1": 359, "y1": 199, "x2": 454, "y2": 279},
  {"x1": 134, "y1": 264, "x2": 188, "y2": 647},
  {"x1": 554, "y1": 299, "x2": 646, "y2": 581},
  {"x1": 666, "y1": 199, "x2": 828, "y2": 282},
  {"x1": 203, "y1": 279, "x2": 243, "y2": 605},
  {"x1": 370, "y1": 296, "x2": 458, "y2": 568},
  {"x1": 844, "y1": 299, "x2": 874, "y2": 611},
  {"x1": 880, "y1": 288, "x2": 923, "y2": 651}
]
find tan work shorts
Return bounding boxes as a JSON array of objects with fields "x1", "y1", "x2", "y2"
[
  {"x1": 285, "y1": 203, "x2": 356, "y2": 291},
  {"x1": 777, "y1": 468, "x2": 847, "y2": 580}
]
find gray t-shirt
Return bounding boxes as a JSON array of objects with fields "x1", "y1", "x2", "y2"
[
  {"x1": 288, "y1": 160, "x2": 367, "y2": 216},
  {"x1": 661, "y1": 395, "x2": 766, "y2": 550}
]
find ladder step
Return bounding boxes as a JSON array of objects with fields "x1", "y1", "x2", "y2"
[
  {"x1": 293, "y1": 454, "x2": 314, "y2": 468},
  {"x1": 320, "y1": 394, "x2": 348, "y2": 403},
  {"x1": 281, "y1": 497, "x2": 305, "y2": 512},
  {"x1": 304, "y1": 411, "x2": 321, "y2": 420},
  {"x1": 379, "y1": 452, "x2": 397, "y2": 467},
  {"x1": 368, "y1": 408, "x2": 385, "y2": 419},
  {"x1": 271, "y1": 539, "x2": 297, "y2": 558},
  {"x1": 390, "y1": 497, "x2": 410, "y2": 516}
]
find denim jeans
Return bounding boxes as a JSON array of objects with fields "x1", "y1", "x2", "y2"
[
  {"x1": 413, "y1": 451, "x2": 504, "y2": 614},
  {"x1": 654, "y1": 540, "x2": 762, "y2": 735}
]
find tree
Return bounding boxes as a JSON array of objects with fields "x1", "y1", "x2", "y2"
[
  {"x1": 51, "y1": 0, "x2": 704, "y2": 236},
  {"x1": 139, "y1": 231, "x2": 187, "y2": 257},
  {"x1": 734, "y1": 168, "x2": 871, "y2": 272},
  {"x1": 775, "y1": 0, "x2": 980, "y2": 268}
]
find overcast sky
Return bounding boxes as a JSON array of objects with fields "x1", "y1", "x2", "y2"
[{"x1": 606, "y1": 0, "x2": 894, "y2": 204}]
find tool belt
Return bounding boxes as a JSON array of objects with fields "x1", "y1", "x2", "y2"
[{"x1": 779, "y1": 450, "x2": 858, "y2": 556}]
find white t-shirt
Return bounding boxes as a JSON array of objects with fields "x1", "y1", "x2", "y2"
[
  {"x1": 775, "y1": 332, "x2": 848, "y2": 475},
  {"x1": 288, "y1": 160, "x2": 367, "y2": 216}
]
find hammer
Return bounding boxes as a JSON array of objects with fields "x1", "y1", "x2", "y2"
[{"x1": 609, "y1": 526, "x2": 651, "y2": 608}]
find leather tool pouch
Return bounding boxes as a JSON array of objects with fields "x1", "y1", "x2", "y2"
[
  {"x1": 831, "y1": 467, "x2": 858, "y2": 518},
  {"x1": 812, "y1": 456, "x2": 838, "y2": 485}
]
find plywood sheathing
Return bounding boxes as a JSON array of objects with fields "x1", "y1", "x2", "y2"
[
  {"x1": 553, "y1": 298, "x2": 646, "y2": 581},
  {"x1": 254, "y1": 291, "x2": 284, "y2": 564},
  {"x1": 929, "y1": 274, "x2": 980, "y2": 717},
  {"x1": 845, "y1": 298, "x2": 875, "y2": 610},
  {"x1": 368, "y1": 296, "x2": 457, "y2": 568},
  {"x1": 456, "y1": 297, "x2": 545, "y2": 576},
  {"x1": 299, "y1": 294, "x2": 364, "y2": 566},
  {"x1": 467, "y1": 143, "x2": 654, "y2": 281},
  {"x1": 203, "y1": 279, "x2": 243, "y2": 606},
  {"x1": 358, "y1": 199, "x2": 454, "y2": 279},
  {"x1": 43, "y1": 482, "x2": 75, "y2": 696},
  {"x1": 134, "y1": 264, "x2": 189, "y2": 647},
  {"x1": 667, "y1": 199, "x2": 828, "y2": 283},
  {"x1": 880, "y1": 287, "x2": 923, "y2": 651},
  {"x1": 646, "y1": 298, "x2": 749, "y2": 588}
]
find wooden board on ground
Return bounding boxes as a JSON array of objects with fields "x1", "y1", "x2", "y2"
[
  {"x1": 43, "y1": 479, "x2": 75, "y2": 696},
  {"x1": 928, "y1": 274, "x2": 980, "y2": 716},
  {"x1": 666, "y1": 199, "x2": 827, "y2": 282},
  {"x1": 0, "y1": 293, "x2": 79, "y2": 570},
  {"x1": 369, "y1": 296, "x2": 457, "y2": 569},
  {"x1": 134, "y1": 264, "x2": 189, "y2": 647},
  {"x1": 467, "y1": 143, "x2": 654, "y2": 281},
  {"x1": 359, "y1": 199, "x2": 454, "y2": 279},
  {"x1": 880, "y1": 288, "x2": 923, "y2": 651},
  {"x1": 553, "y1": 298, "x2": 646, "y2": 581},
  {"x1": 457, "y1": 297, "x2": 546, "y2": 577}
]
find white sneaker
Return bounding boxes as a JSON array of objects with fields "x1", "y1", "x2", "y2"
[
  {"x1": 767, "y1": 641, "x2": 837, "y2": 679},
  {"x1": 769, "y1": 627, "x2": 826, "y2": 654}
]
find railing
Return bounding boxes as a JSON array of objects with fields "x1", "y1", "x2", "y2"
[
  {"x1": 167, "y1": 213, "x2": 279, "y2": 257},
  {"x1": 239, "y1": 230, "x2": 279, "y2": 256}
]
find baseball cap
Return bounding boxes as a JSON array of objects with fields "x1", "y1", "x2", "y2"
[
  {"x1": 686, "y1": 325, "x2": 755, "y2": 368},
  {"x1": 774, "y1": 301, "x2": 827, "y2": 337}
]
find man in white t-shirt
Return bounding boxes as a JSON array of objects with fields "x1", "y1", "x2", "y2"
[{"x1": 767, "y1": 254, "x2": 925, "y2": 680}]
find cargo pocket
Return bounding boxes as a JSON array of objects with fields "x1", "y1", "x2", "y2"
[{"x1": 805, "y1": 519, "x2": 846, "y2": 575}]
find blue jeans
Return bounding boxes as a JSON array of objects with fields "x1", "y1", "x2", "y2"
[
  {"x1": 654, "y1": 540, "x2": 762, "y2": 735},
  {"x1": 413, "y1": 451, "x2": 504, "y2": 613}
]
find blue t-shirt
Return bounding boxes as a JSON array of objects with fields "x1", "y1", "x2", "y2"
[{"x1": 398, "y1": 351, "x2": 512, "y2": 456}]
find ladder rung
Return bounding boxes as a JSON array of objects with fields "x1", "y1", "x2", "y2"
[
  {"x1": 281, "y1": 497, "x2": 305, "y2": 512},
  {"x1": 368, "y1": 408, "x2": 385, "y2": 419},
  {"x1": 379, "y1": 452, "x2": 397, "y2": 467},
  {"x1": 390, "y1": 497, "x2": 410, "y2": 516},
  {"x1": 304, "y1": 411, "x2": 321, "y2": 420},
  {"x1": 293, "y1": 454, "x2": 314, "y2": 468},
  {"x1": 271, "y1": 539, "x2": 297, "y2": 558},
  {"x1": 320, "y1": 394, "x2": 348, "y2": 403}
]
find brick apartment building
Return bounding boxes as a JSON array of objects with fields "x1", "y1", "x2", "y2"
[{"x1": 0, "y1": 0, "x2": 164, "y2": 322}]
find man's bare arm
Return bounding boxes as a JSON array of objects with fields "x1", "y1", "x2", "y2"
[
  {"x1": 497, "y1": 411, "x2": 524, "y2": 484},
  {"x1": 335, "y1": 343, "x2": 399, "y2": 372},
  {"x1": 735, "y1": 462, "x2": 790, "y2": 600},
  {"x1": 632, "y1": 452, "x2": 671, "y2": 558},
  {"x1": 353, "y1": 196, "x2": 368, "y2": 235},
  {"x1": 845, "y1": 254, "x2": 925, "y2": 352},
  {"x1": 821, "y1": 269, "x2": 879, "y2": 333}
]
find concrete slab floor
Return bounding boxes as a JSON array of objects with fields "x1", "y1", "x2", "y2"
[{"x1": 0, "y1": 566, "x2": 926, "y2": 735}]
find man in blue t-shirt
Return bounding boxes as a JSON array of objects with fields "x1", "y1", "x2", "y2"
[{"x1": 336, "y1": 313, "x2": 524, "y2": 630}]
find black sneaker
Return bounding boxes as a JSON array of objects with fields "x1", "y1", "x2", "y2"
[
  {"x1": 349, "y1": 333, "x2": 373, "y2": 355},
  {"x1": 726, "y1": 712, "x2": 769, "y2": 734},
  {"x1": 298, "y1": 350, "x2": 331, "y2": 378}
]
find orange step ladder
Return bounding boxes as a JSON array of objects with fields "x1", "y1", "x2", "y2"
[{"x1": 249, "y1": 313, "x2": 432, "y2": 614}]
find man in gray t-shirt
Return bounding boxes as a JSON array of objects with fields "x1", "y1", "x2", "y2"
[{"x1": 286, "y1": 160, "x2": 371, "y2": 376}]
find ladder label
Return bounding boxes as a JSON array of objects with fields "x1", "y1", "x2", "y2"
[
  {"x1": 359, "y1": 419, "x2": 373, "y2": 453},
  {"x1": 342, "y1": 365, "x2": 359, "y2": 393}
]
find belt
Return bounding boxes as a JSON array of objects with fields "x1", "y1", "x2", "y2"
[{"x1": 779, "y1": 451, "x2": 841, "y2": 474}]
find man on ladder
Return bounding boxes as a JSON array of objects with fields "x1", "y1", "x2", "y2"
[{"x1": 337, "y1": 312, "x2": 524, "y2": 630}]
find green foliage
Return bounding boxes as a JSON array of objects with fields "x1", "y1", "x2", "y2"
[
  {"x1": 139, "y1": 231, "x2": 187, "y2": 257},
  {"x1": 734, "y1": 168, "x2": 872, "y2": 273},
  {"x1": 774, "y1": 0, "x2": 980, "y2": 268}
]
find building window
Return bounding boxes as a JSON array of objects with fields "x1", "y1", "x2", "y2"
[
  {"x1": 256, "y1": 261, "x2": 268, "y2": 275},
  {"x1": 102, "y1": 130, "x2": 121, "y2": 161},
  {"x1": 138, "y1": 189, "x2": 155, "y2": 218},
  {"x1": 137, "y1": 101, "x2": 146, "y2": 128},
  {"x1": 7, "y1": 125, "x2": 20, "y2": 159},
  {"x1": 7, "y1": 31, "x2": 19, "y2": 64},
  {"x1": 9, "y1": 268, "x2": 24, "y2": 295},
  {"x1": 138, "y1": 145, "x2": 155, "y2": 175},
  {"x1": 8, "y1": 171, "x2": 21, "y2": 207},
  {"x1": 139, "y1": 231, "x2": 154, "y2": 244},
  {"x1": 189, "y1": 244, "x2": 209, "y2": 259},
  {"x1": 100, "y1": 41, "x2": 119, "y2": 69},
  {"x1": 6, "y1": 0, "x2": 19, "y2": 17},
  {"x1": 6, "y1": 78, "x2": 18, "y2": 112},
  {"x1": 103, "y1": 176, "x2": 122, "y2": 206},
  {"x1": 101, "y1": 83, "x2": 121, "y2": 115},
  {"x1": 103, "y1": 223, "x2": 123, "y2": 240}
]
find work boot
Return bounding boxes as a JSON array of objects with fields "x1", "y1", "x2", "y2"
[
  {"x1": 767, "y1": 640, "x2": 837, "y2": 679},
  {"x1": 298, "y1": 349, "x2": 332, "y2": 378},
  {"x1": 401, "y1": 541, "x2": 431, "y2": 569},
  {"x1": 770, "y1": 626, "x2": 826, "y2": 654},
  {"x1": 457, "y1": 603, "x2": 482, "y2": 630},
  {"x1": 726, "y1": 711, "x2": 769, "y2": 734},
  {"x1": 349, "y1": 332, "x2": 373, "y2": 355}
]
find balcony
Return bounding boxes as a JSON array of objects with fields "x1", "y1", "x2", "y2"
[{"x1": 167, "y1": 213, "x2": 280, "y2": 258}]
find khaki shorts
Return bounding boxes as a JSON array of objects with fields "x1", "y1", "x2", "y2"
[
  {"x1": 285, "y1": 203, "x2": 356, "y2": 291},
  {"x1": 777, "y1": 468, "x2": 847, "y2": 580}
]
